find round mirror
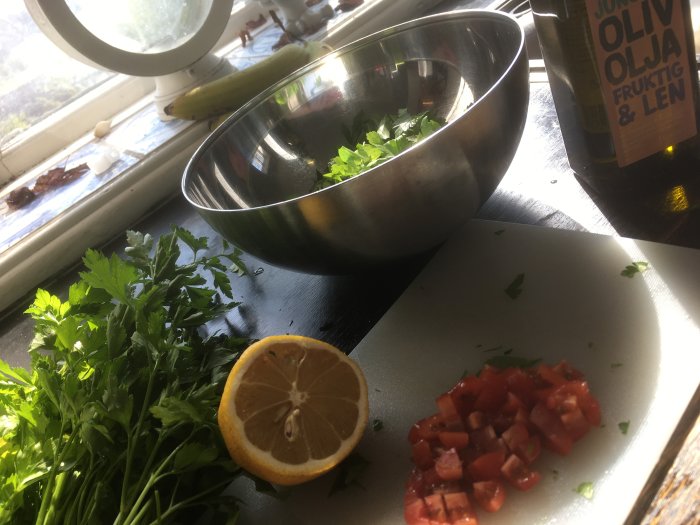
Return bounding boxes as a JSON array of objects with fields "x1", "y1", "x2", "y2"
[
  {"x1": 24, "y1": 0, "x2": 233, "y2": 76},
  {"x1": 66, "y1": 0, "x2": 215, "y2": 55}
]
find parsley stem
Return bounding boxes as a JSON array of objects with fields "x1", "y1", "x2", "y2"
[
  {"x1": 146, "y1": 477, "x2": 234, "y2": 525},
  {"x1": 121, "y1": 437, "x2": 190, "y2": 525},
  {"x1": 120, "y1": 499, "x2": 152, "y2": 525},
  {"x1": 78, "y1": 483, "x2": 100, "y2": 525},
  {"x1": 36, "y1": 429, "x2": 77, "y2": 525},
  {"x1": 129, "y1": 429, "x2": 170, "y2": 505},
  {"x1": 67, "y1": 463, "x2": 92, "y2": 524},
  {"x1": 117, "y1": 354, "x2": 160, "y2": 523}
]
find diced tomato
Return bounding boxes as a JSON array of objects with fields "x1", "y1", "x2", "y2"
[
  {"x1": 411, "y1": 467, "x2": 464, "y2": 499},
  {"x1": 449, "y1": 375, "x2": 485, "y2": 415},
  {"x1": 431, "y1": 481, "x2": 465, "y2": 496},
  {"x1": 536, "y1": 363, "x2": 567, "y2": 386},
  {"x1": 491, "y1": 392, "x2": 528, "y2": 433},
  {"x1": 466, "y1": 411, "x2": 487, "y2": 430},
  {"x1": 489, "y1": 413, "x2": 514, "y2": 435},
  {"x1": 424, "y1": 494, "x2": 448, "y2": 523},
  {"x1": 436, "y1": 392, "x2": 459, "y2": 420},
  {"x1": 422, "y1": 467, "x2": 447, "y2": 491},
  {"x1": 409, "y1": 419, "x2": 429, "y2": 444},
  {"x1": 473, "y1": 377, "x2": 507, "y2": 413},
  {"x1": 473, "y1": 480, "x2": 506, "y2": 512},
  {"x1": 405, "y1": 468, "x2": 426, "y2": 503},
  {"x1": 529, "y1": 402, "x2": 573, "y2": 456},
  {"x1": 445, "y1": 416, "x2": 466, "y2": 432},
  {"x1": 500, "y1": 391, "x2": 527, "y2": 415},
  {"x1": 552, "y1": 360, "x2": 585, "y2": 381},
  {"x1": 513, "y1": 406, "x2": 531, "y2": 427},
  {"x1": 438, "y1": 431, "x2": 470, "y2": 450},
  {"x1": 514, "y1": 435, "x2": 541, "y2": 464},
  {"x1": 467, "y1": 450, "x2": 506, "y2": 481},
  {"x1": 409, "y1": 414, "x2": 451, "y2": 444},
  {"x1": 547, "y1": 380, "x2": 602, "y2": 427},
  {"x1": 547, "y1": 392, "x2": 578, "y2": 414},
  {"x1": 566, "y1": 382, "x2": 601, "y2": 427},
  {"x1": 404, "y1": 496, "x2": 430, "y2": 525},
  {"x1": 500, "y1": 453, "x2": 541, "y2": 491},
  {"x1": 501, "y1": 422, "x2": 529, "y2": 454},
  {"x1": 412, "y1": 439, "x2": 434, "y2": 470},
  {"x1": 559, "y1": 407, "x2": 591, "y2": 441},
  {"x1": 443, "y1": 492, "x2": 478, "y2": 525},
  {"x1": 469, "y1": 425, "x2": 503, "y2": 453},
  {"x1": 580, "y1": 394, "x2": 601, "y2": 427},
  {"x1": 505, "y1": 369, "x2": 538, "y2": 406},
  {"x1": 434, "y1": 448, "x2": 463, "y2": 481},
  {"x1": 477, "y1": 364, "x2": 500, "y2": 381},
  {"x1": 404, "y1": 361, "x2": 601, "y2": 524}
]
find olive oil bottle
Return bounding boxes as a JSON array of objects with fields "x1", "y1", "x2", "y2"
[{"x1": 530, "y1": 0, "x2": 700, "y2": 194}]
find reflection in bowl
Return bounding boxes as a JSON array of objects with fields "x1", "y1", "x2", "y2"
[{"x1": 182, "y1": 9, "x2": 529, "y2": 274}]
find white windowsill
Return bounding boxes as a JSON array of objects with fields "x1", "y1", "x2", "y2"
[{"x1": 0, "y1": 0, "x2": 445, "y2": 314}]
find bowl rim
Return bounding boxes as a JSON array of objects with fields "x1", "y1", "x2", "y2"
[{"x1": 181, "y1": 8, "x2": 526, "y2": 214}]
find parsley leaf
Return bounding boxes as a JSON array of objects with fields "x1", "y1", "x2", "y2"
[
  {"x1": 80, "y1": 249, "x2": 139, "y2": 304},
  {"x1": 621, "y1": 261, "x2": 649, "y2": 278},
  {"x1": 575, "y1": 481, "x2": 595, "y2": 500},
  {"x1": 505, "y1": 273, "x2": 525, "y2": 299},
  {"x1": 315, "y1": 109, "x2": 443, "y2": 190},
  {"x1": 618, "y1": 421, "x2": 630, "y2": 435},
  {"x1": 328, "y1": 452, "x2": 370, "y2": 496}
]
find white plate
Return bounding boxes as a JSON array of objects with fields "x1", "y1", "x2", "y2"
[{"x1": 235, "y1": 219, "x2": 700, "y2": 524}]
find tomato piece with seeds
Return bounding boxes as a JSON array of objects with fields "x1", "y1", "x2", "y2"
[
  {"x1": 443, "y1": 492, "x2": 478, "y2": 524},
  {"x1": 424, "y1": 493, "x2": 448, "y2": 522},
  {"x1": 473, "y1": 480, "x2": 506, "y2": 512},
  {"x1": 514, "y1": 434, "x2": 542, "y2": 464},
  {"x1": 404, "y1": 496, "x2": 430, "y2": 525},
  {"x1": 529, "y1": 402, "x2": 573, "y2": 455},
  {"x1": 435, "y1": 448, "x2": 463, "y2": 481},
  {"x1": 500, "y1": 453, "x2": 541, "y2": 491}
]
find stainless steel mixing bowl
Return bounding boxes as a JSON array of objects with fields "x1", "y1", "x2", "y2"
[{"x1": 182, "y1": 9, "x2": 529, "y2": 274}]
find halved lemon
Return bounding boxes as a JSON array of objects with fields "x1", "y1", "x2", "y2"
[{"x1": 218, "y1": 334, "x2": 369, "y2": 485}]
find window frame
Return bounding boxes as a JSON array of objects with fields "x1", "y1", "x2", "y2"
[{"x1": 1, "y1": 0, "x2": 268, "y2": 186}]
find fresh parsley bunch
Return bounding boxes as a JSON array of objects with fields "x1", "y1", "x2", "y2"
[
  {"x1": 0, "y1": 226, "x2": 250, "y2": 525},
  {"x1": 314, "y1": 109, "x2": 443, "y2": 190}
]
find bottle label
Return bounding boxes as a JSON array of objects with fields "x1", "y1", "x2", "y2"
[{"x1": 585, "y1": 0, "x2": 697, "y2": 166}]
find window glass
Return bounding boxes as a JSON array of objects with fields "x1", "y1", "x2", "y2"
[{"x1": 0, "y1": 1, "x2": 112, "y2": 145}]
